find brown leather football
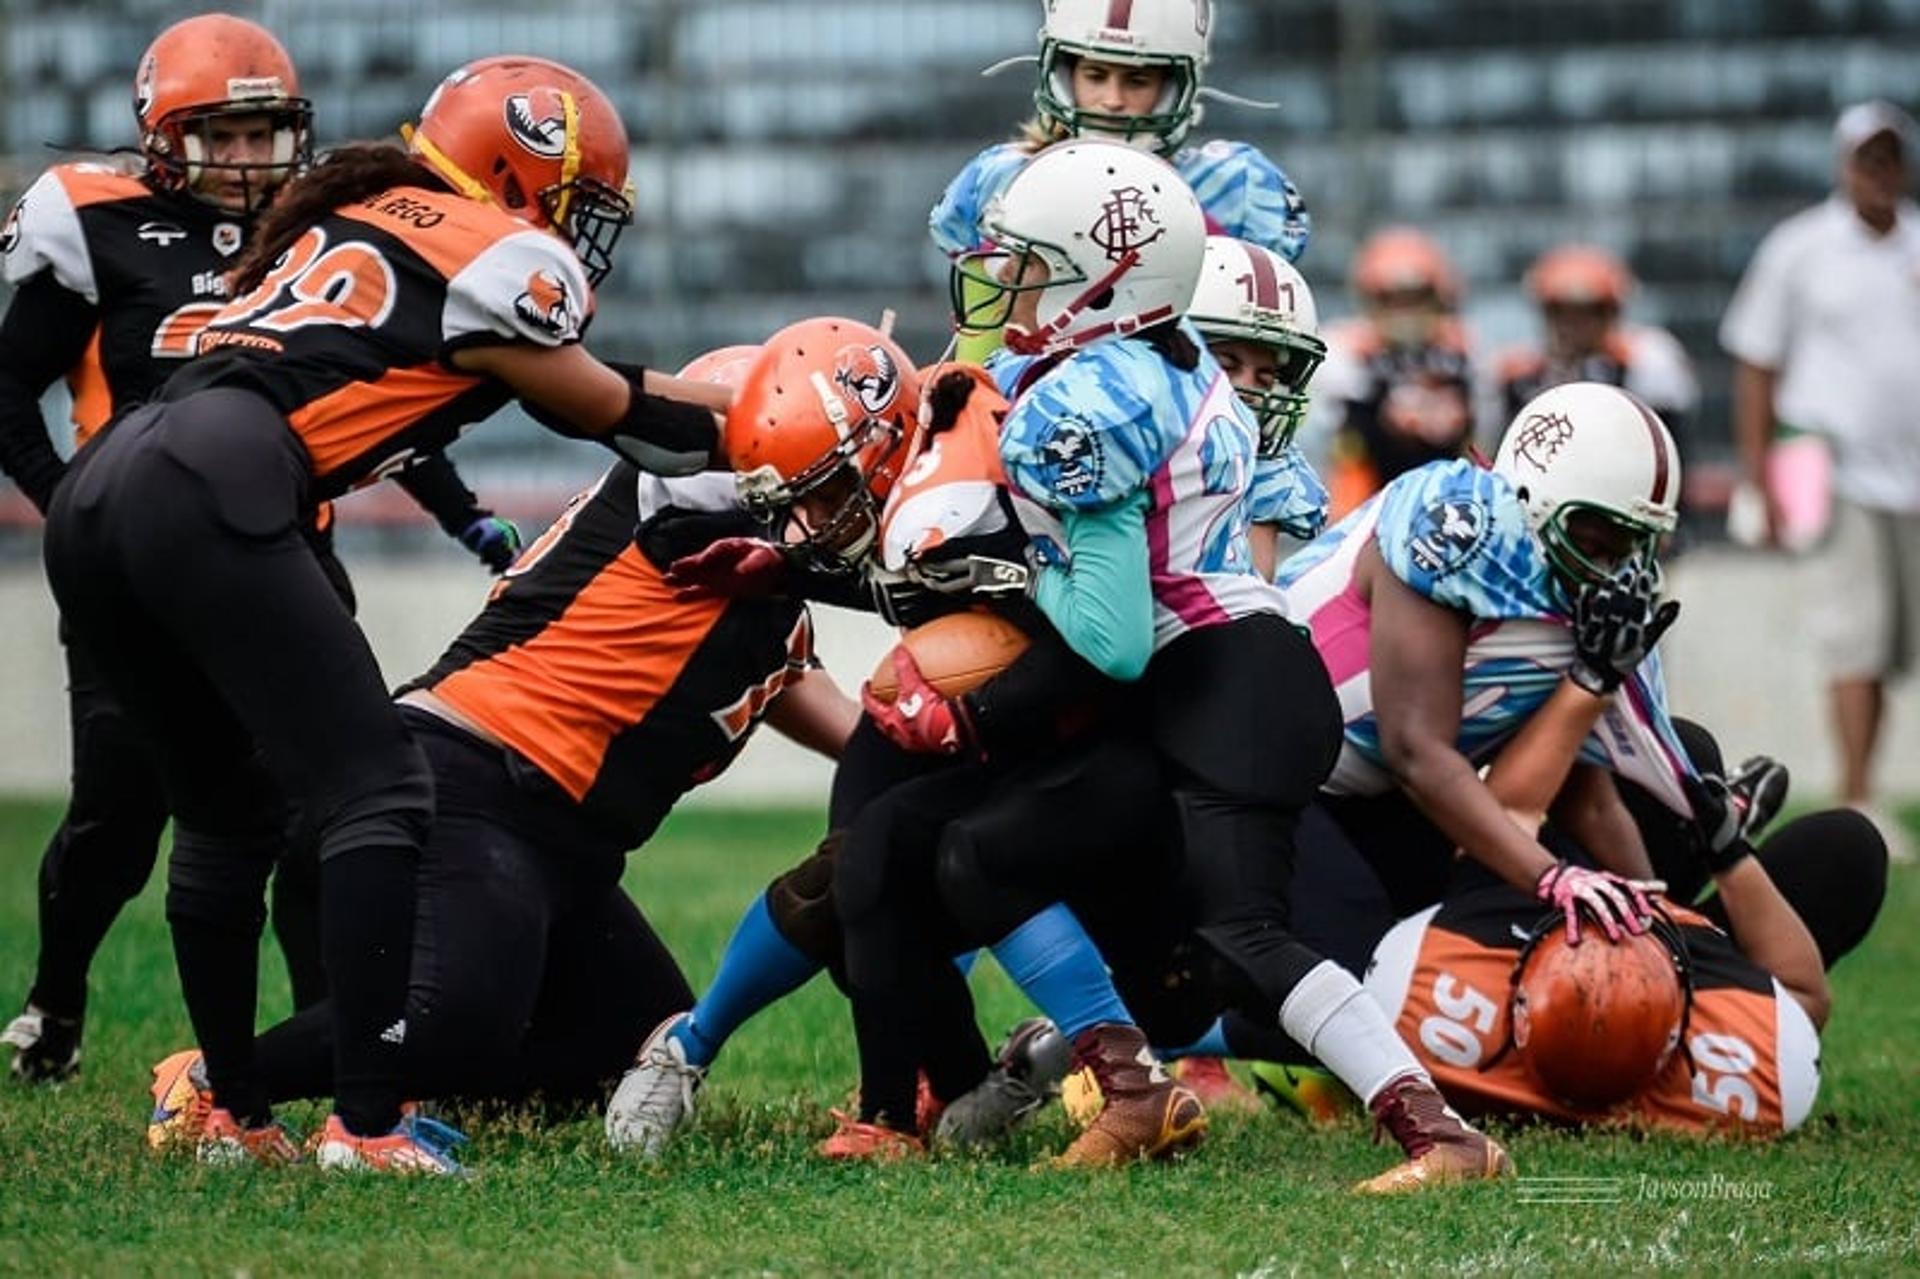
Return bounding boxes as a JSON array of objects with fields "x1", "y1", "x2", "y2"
[{"x1": 867, "y1": 611, "x2": 1031, "y2": 703}]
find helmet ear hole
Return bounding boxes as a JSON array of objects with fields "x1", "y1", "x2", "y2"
[{"x1": 1089, "y1": 287, "x2": 1115, "y2": 311}]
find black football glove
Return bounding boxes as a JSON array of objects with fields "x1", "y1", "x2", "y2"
[{"x1": 1569, "y1": 563, "x2": 1681, "y2": 696}]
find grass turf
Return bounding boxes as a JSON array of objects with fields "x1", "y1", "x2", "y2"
[{"x1": 0, "y1": 798, "x2": 1916, "y2": 1276}]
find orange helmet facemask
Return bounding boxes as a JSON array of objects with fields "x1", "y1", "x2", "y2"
[
  {"x1": 725, "y1": 317, "x2": 920, "y2": 572},
  {"x1": 134, "y1": 14, "x2": 313, "y2": 212},
  {"x1": 405, "y1": 56, "x2": 635, "y2": 285}
]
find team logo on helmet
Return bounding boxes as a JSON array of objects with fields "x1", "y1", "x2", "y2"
[
  {"x1": 1513, "y1": 410, "x2": 1576, "y2": 474},
  {"x1": 504, "y1": 90, "x2": 570, "y2": 160},
  {"x1": 513, "y1": 268, "x2": 578, "y2": 339},
  {"x1": 833, "y1": 343, "x2": 901, "y2": 416},
  {"x1": 0, "y1": 201, "x2": 23, "y2": 256},
  {"x1": 1088, "y1": 185, "x2": 1165, "y2": 263},
  {"x1": 135, "y1": 53, "x2": 157, "y2": 119}
]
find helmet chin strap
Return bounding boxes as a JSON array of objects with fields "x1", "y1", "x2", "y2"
[
  {"x1": 1004, "y1": 248, "x2": 1142, "y2": 355},
  {"x1": 400, "y1": 122, "x2": 495, "y2": 205}
]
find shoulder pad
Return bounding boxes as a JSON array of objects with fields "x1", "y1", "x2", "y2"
[
  {"x1": 1374, "y1": 460, "x2": 1551, "y2": 618},
  {"x1": 998, "y1": 345, "x2": 1164, "y2": 512},
  {"x1": 0, "y1": 166, "x2": 126, "y2": 298},
  {"x1": 1174, "y1": 139, "x2": 1310, "y2": 263},
  {"x1": 928, "y1": 143, "x2": 1030, "y2": 257},
  {"x1": 442, "y1": 228, "x2": 592, "y2": 349}
]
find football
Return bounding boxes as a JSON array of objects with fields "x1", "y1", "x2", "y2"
[{"x1": 867, "y1": 610, "x2": 1032, "y2": 703}]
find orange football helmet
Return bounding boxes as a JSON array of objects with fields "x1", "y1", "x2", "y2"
[
  {"x1": 677, "y1": 345, "x2": 761, "y2": 387},
  {"x1": 1527, "y1": 245, "x2": 1634, "y2": 309},
  {"x1": 1510, "y1": 910, "x2": 1690, "y2": 1111},
  {"x1": 406, "y1": 56, "x2": 634, "y2": 285},
  {"x1": 133, "y1": 14, "x2": 312, "y2": 209},
  {"x1": 726, "y1": 317, "x2": 919, "y2": 569},
  {"x1": 1351, "y1": 227, "x2": 1460, "y2": 308}
]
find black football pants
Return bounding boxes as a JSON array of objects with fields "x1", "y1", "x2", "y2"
[
  {"x1": 251, "y1": 710, "x2": 691, "y2": 1106},
  {"x1": 43, "y1": 388, "x2": 425, "y2": 1134}
]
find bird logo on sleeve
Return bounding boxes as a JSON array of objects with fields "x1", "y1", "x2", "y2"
[{"x1": 513, "y1": 268, "x2": 578, "y2": 338}]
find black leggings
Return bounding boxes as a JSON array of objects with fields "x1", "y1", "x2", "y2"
[
  {"x1": 252, "y1": 712, "x2": 691, "y2": 1107},
  {"x1": 28, "y1": 634, "x2": 328, "y2": 1023},
  {"x1": 43, "y1": 389, "x2": 427, "y2": 1133}
]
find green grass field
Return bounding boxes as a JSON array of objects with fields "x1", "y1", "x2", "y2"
[{"x1": 0, "y1": 799, "x2": 1916, "y2": 1276}]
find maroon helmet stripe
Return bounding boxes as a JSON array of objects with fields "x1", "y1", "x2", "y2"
[
  {"x1": 1627, "y1": 392, "x2": 1672, "y2": 504},
  {"x1": 1244, "y1": 246, "x2": 1281, "y2": 310},
  {"x1": 1106, "y1": 0, "x2": 1136, "y2": 27}
]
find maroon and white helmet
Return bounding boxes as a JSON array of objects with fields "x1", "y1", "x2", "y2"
[
  {"x1": 1492, "y1": 381, "x2": 1681, "y2": 588},
  {"x1": 956, "y1": 138, "x2": 1205, "y2": 356}
]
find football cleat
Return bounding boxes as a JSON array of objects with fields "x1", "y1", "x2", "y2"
[
  {"x1": 2, "y1": 1004, "x2": 82, "y2": 1083},
  {"x1": 1171, "y1": 1057, "x2": 1262, "y2": 1114},
  {"x1": 1728, "y1": 755, "x2": 1790, "y2": 841},
  {"x1": 197, "y1": 1107, "x2": 302, "y2": 1166},
  {"x1": 147, "y1": 1049, "x2": 214, "y2": 1152},
  {"x1": 1248, "y1": 1060, "x2": 1357, "y2": 1126},
  {"x1": 1050, "y1": 1023, "x2": 1206, "y2": 1169},
  {"x1": 313, "y1": 1112, "x2": 467, "y2": 1176},
  {"x1": 933, "y1": 1018, "x2": 1069, "y2": 1150},
  {"x1": 1352, "y1": 1074, "x2": 1513, "y2": 1194},
  {"x1": 605, "y1": 1012, "x2": 705, "y2": 1158},
  {"x1": 818, "y1": 1110, "x2": 925, "y2": 1161}
]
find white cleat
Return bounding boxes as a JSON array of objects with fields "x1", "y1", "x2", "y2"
[{"x1": 605, "y1": 1013, "x2": 705, "y2": 1158}]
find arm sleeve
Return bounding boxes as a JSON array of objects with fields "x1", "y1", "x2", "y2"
[
  {"x1": 392, "y1": 452, "x2": 487, "y2": 539},
  {"x1": 0, "y1": 271, "x2": 99, "y2": 513},
  {"x1": 1032, "y1": 491, "x2": 1154, "y2": 681},
  {"x1": 1181, "y1": 141, "x2": 1311, "y2": 263}
]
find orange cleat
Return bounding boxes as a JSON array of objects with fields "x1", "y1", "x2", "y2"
[
  {"x1": 147, "y1": 1049, "x2": 213, "y2": 1153},
  {"x1": 818, "y1": 1109, "x2": 925, "y2": 1161},
  {"x1": 1172, "y1": 1057, "x2": 1263, "y2": 1114},
  {"x1": 197, "y1": 1107, "x2": 302, "y2": 1166},
  {"x1": 312, "y1": 1112, "x2": 467, "y2": 1176}
]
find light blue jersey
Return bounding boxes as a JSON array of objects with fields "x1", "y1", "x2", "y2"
[
  {"x1": 1247, "y1": 445, "x2": 1329, "y2": 541},
  {"x1": 1277, "y1": 458, "x2": 1696, "y2": 813},
  {"x1": 930, "y1": 138, "x2": 1310, "y2": 263},
  {"x1": 992, "y1": 327, "x2": 1287, "y2": 652}
]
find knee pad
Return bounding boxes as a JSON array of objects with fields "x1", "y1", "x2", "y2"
[
  {"x1": 165, "y1": 826, "x2": 276, "y2": 931},
  {"x1": 934, "y1": 826, "x2": 1031, "y2": 943},
  {"x1": 317, "y1": 737, "x2": 434, "y2": 861},
  {"x1": 765, "y1": 832, "x2": 846, "y2": 967}
]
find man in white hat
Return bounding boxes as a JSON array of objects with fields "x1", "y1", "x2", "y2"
[{"x1": 1721, "y1": 100, "x2": 1920, "y2": 862}]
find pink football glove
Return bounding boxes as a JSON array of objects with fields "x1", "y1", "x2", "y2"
[
  {"x1": 860, "y1": 648, "x2": 978, "y2": 757},
  {"x1": 1534, "y1": 861, "x2": 1665, "y2": 946},
  {"x1": 664, "y1": 537, "x2": 790, "y2": 600}
]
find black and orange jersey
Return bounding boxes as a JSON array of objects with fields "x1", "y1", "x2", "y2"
[
  {"x1": 0, "y1": 162, "x2": 250, "y2": 504},
  {"x1": 187, "y1": 183, "x2": 593, "y2": 501},
  {"x1": 1363, "y1": 886, "x2": 1821, "y2": 1135},
  {"x1": 403, "y1": 463, "x2": 812, "y2": 847},
  {"x1": 1494, "y1": 326, "x2": 1699, "y2": 433}
]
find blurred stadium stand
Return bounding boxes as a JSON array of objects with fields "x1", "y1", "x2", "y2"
[{"x1": 0, "y1": 0, "x2": 1916, "y2": 539}]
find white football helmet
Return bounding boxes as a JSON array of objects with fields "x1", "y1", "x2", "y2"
[
  {"x1": 1033, "y1": 0, "x2": 1212, "y2": 151},
  {"x1": 1492, "y1": 381, "x2": 1682, "y2": 592},
  {"x1": 952, "y1": 138, "x2": 1205, "y2": 356},
  {"x1": 1188, "y1": 236, "x2": 1325, "y2": 455}
]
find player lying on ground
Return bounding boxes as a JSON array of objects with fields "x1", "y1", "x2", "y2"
[
  {"x1": 1365, "y1": 663, "x2": 1886, "y2": 1133},
  {"x1": 45, "y1": 55, "x2": 729, "y2": 1174}
]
